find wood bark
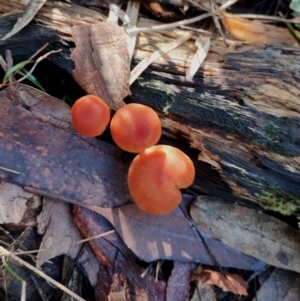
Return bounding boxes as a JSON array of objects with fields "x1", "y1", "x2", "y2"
[
  {"x1": 131, "y1": 35, "x2": 300, "y2": 218},
  {"x1": 0, "y1": 1, "x2": 299, "y2": 217}
]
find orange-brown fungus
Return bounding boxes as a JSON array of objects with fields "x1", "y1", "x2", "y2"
[
  {"x1": 110, "y1": 103, "x2": 161, "y2": 153},
  {"x1": 71, "y1": 95, "x2": 110, "y2": 137},
  {"x1": 128, "y1": 145, "x2": 195, "y2": 215}
]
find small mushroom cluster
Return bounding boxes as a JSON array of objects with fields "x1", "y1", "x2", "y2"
[{"x1": 71, "y1": 95, "x2": 195, "y2": 215}]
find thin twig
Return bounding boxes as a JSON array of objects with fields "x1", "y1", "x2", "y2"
[
  {"x1": 0, "y1": 43, "x2": 49, "y2": 89},
  {"x1": 127, "y1": 12, "x2": 212, "y2": 34},
  {"x1": 127, "y1": 0, "x2": 238, "y2": 34},
  {"x1": 1, "y1": 230, "x2": 115, "y2": 257},
  {"x1": 17, "y1": 49, "x2": 62, "y2": 84},
  {"x1": 210, "y1": 0, "x2": 227, "y2": 45},
  {"x1": 0, "y1": 166, "x2": 21, "y2": 175},
  {"x1": 130, "y1": 31, "x2": 193, "y2": 85}
]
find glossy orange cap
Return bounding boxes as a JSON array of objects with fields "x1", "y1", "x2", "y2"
[
  {"x1": 110, "y1": 103, "x2": 161, "y2": 153},
  {"x1": 71, "y1": 95, "x2": 110, "y2": 137},
  {"x1": 128, "y1": 145, "x2": 195, "y2": 215}
]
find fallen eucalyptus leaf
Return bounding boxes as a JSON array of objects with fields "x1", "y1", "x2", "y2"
[
  {"x1": 37, "y1": 198, "x2": 99, "y2": 286},
  {"x1": 256, "y1": 268, "x2": 300, "y2": 301},
  {"x1": 73, "y1": 205, "x2": 166, "y2": 301},
  {"x1": 86, "y1": 195, "x2": 265, "y2": 270},
  {"x1": 192, "y1": 270, "x2": 248, "y2": 296},
  {"x1": 191, "y1": 196, "x2": 300, "y2": 273},
  {"x1": 0, "y1": 93, "x2": 130, "y2": 208},
  {"x1": 72, "y1": 22, "x2": 130, "y2": 111}
]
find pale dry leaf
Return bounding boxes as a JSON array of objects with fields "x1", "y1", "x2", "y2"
[
  {"x1": 191, "y1": 196, "x2": 300, "y2": 273},
  {"x1": 256, "y1": 268, "x2": 300, "y2": 301},
  {"x1": 72, "y1": 22, "x2": 130, "y2": 111},
  {"x1": 108, "y1": 3, "x2": 121, "y2": 24},
  {"x1": 109, "y1": 3, "x2": 131, "y2": 25},
  {"x1": 130, "y1": 31, "x2": 193, "y2": 85},
  {"x1": 37, "y1": 198, "x2": 99, "y2": 286},
  {"x1": 126, "y1": 0, "x2": 141, "y2": 63},
  {"x1": 190, "y1": 269, "x2": 217, "y2": 301},
  {"x1": 186, "y1": 34, "x2": 211, "y2": 81},
  {"x1": 195, "y1": 269, "x2": 248, "y2": 296},
  {"x1": 0, "y1": 182, "x2": 33, "y2": 224},
  {"x1": 1, "y1": 0, "x2": 47, "y2": 41}
]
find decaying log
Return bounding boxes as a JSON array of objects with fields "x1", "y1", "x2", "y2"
[
  {"x1": 0, "y1": 0, "x2": 299, "y2": 218},
  {"x1": 130, "y1": 34, "x2": 300, "y2": 217}
]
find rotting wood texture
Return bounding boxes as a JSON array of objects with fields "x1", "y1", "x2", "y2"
[{"x1": 130, "y1": 36, "x2": 300, "y2": 217}]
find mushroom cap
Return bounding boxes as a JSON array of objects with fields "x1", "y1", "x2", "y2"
[
  {"x1": 110, "y1": 103, "x2": 161, "y2": 153},
  {"x1": 71, "y1": 95, "x2": 110, "y2": 137},
  {"x1": 128, "y1": 145, "x2": 195, "y2": 215}
]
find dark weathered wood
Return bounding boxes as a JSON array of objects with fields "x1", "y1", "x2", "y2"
[
  {"x1": 0, "y1": 12, "x2": 73, "y2": 72},
  {"x1": 130, "y1": 36, "x2": 300, "y2": 217}
]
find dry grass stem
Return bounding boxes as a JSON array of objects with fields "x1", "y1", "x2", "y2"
[
  {"x1": 127, "y1": 0, "x2": 238, "y2": 34},
  {"x1": 0, "y1": 230, "x2": 116, "y2": 257},
  {"x1": 130, "y1": 31, "x2": 193, "y2": 85},
  {"x1": 126, "y1": 0, "x2": 140, "y2": 63},
  {"x1": 0, "y1": 43, "x2": 48, "y2": 89},
  {"x1": 0, "y1": 246, "x2": 86, "y2": 301},
  {"x1": 17, "y1": 49, "x2": 62, "y2": 84},
  {"x1": 127, "y1": 12, "x2": 212, "y2": 34},
  {"x1": 108, "y1": 3, "x2": 120, "y2": 24},
  {"x1": 110, "y1": 3, "x2": 131, "y2": 25},
  {"x1": 223, "y1": 12, "x2": 300, "y2": 24},
  {"x1": 0, "y1": 166, "x2": 21, "y2": 175}
]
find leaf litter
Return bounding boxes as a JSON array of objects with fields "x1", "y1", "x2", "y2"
[
  {"x1": 71, "y1": 22, "x2": 130, "y2": 111},
  {"x1": 0, "y1": 2, "x2": 298, "y2": 298},
  {"x1": 82, "y1": 195, "x2": 265, "y2": 269},
  {"x1": 37, "y1": 198, "x2": 99, "y2": 287},
  {"x1": 191, "y1": 269, "x2": 248, "y2": 296},
  {"x1": 191, "y1": 196, "x2": 300, "y2": 273},
  {"x1": 0, "y1": 87, "x2": 130, "y2": 208}
]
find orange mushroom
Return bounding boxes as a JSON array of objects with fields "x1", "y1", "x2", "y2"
[
  {"x1": 128, "y1": 145, "x2": 195, "y2": 215},
  {"x1": 110, "y1": 103, "x2": 161, "y2": 153},
  {"x1": 71, "y1": 95, "x2": 110, "y2": 137}
]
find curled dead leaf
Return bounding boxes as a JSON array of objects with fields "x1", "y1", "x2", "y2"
[{"x1": 191, "y1": 269, "x2": 248, "y2": 296}]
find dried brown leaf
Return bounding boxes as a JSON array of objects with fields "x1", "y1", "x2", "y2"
[
  {"x1": 73, "y1": 205, "x2": 166, "y2": 301},
  {"x1": 84, "y1": 195, "x2": 265, "y2": 270},
  {"x1": 37, "y1": 198, "x2": 99, "y2": 286},
  {"x1": 222, "y1": 15, "x2": 298, "y2": 46},
  {"x1": 0, "y1": 89, "x2": 130, "y2": 208},
  {"x1": 71, "y1": 22, "x2": 130, "y2": 111},
  {"x1": 191, "y1": 196, "x2": 300, "y2": 273},
  {"x1": 190, "y1": 267, "x2": 217, "y2": 301},
  {"x1": 193, "y1": 269, "x2": 248, "y2": 296}
]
